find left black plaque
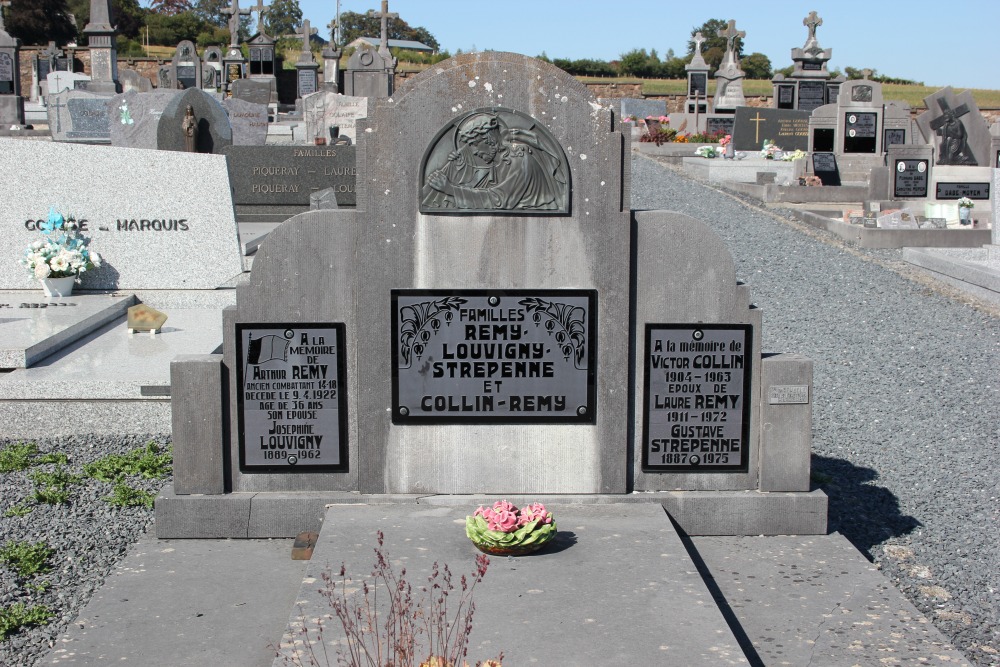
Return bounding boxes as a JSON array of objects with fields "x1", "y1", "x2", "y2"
[{"x1": 237, "y1": 324, "x2": 347, "y2": 472}]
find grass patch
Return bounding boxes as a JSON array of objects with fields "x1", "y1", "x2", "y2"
[
  {"x1": 3, "y1": 503, "x2": 32, "y2": 518},
  {"x1": 29, "y1": 465, "x2": 80, "y2": 505},
  {"x1": 0, "y1": 442, "x2": 69, "y2": 472},
  {"x1": 0, "y1": 603, "x2": 53, "y2": 640},
  {"x1": 0, "y1": 541, "x2": 53, "y2": 578},
  {"x1": 103, "y1": 482, "x2": 157, "y2": 509},
  {"x1": 83, "y1": 442, "x2": 172, "y2": 483}
]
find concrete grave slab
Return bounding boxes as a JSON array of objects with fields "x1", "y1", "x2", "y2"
[
  {"x1": 0, "y1": 293, "x2": 134, "y2": 368},
  {"x1": 274, "y1": 503, "x2": 749, "y2": 666},
  {"x1": 0, "y1": 138, "x2": 243, "y2": 290}
]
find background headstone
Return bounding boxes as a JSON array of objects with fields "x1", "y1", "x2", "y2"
[
  {"x1": 915, "y1": 87, "x2": 991, "y2": 167},
  {"x1": 109, "y1": 89, "x2": 181, "y2": 149},
  {"x1": 46, "y1": 71, "x2": 89, "y2": 96},
  {"x1": 222, "y1": 96, "x2": 268, "y2": 145},
  {"x1": 342, "y1": 45, "x2": 392, "y2": 98},
  {"x1": 231, "y1": 78, "x2": 273, "y2": 106},
  {"x1": 156, "y1": 87, "x2": 232, "y2": 153},
  {"x1": 0, "y1": 138, "x2": 243, "y2": 289},
  {"x1": 47, "y1": 89, "x2": 112, "y2": 143},
  {"x1": 732, "y1": 107, "x2": 809, "y2": 151},
  {"x1": 117, "y1": 69, "x2": 152, "y2": 93},
  {"x1": 303, "y1": 92, "x2": 367, "y2": 143}
]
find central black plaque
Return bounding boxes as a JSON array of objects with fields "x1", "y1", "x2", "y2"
[
  {"x1": 689, "y1": 72, "x2": 707, "y2": 97},
  {"x1": 893, "y1": 159, "x2": 928, "y2": 198},
  {"x1": 236, "y1": 323, "x2": 348, "y2": 472},
  {"x1": 643, "y1": 324, "x2": 751, "y2": 473},
  {"x1": 844, "y1": 112, "x2": 878, "y2": 153},
  {"x1": 392, "y1": 290, "x2": 597, "y2": 424}
]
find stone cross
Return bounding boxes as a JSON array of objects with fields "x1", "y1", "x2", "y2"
[
  {"x1": 803, "y1": 11, "x2": 822, "y2": 42},
  {"x1": 250, "y1": 0, "x2": 268, "y2": 32},
  {"x1": 222, "y1": 0, "x2": 251, "y2": 47},
  {"x1": 692, "y1": 32, "x2": 705, "y2": 56},
  {"x1": 0, "y1": 1, "x2": 10, "y2": 33},
  {"x1": 288, "y1": 19, "x2": 318, "y2": 55},
  {"x1": 718, "y1": 20, "x2": 745, "y2": 57},
  {"x1": 368, "y1": 0, "x2": 398, "y2": 56},
  {"x1": 49, "y1": 96, "x2": 66, "y2": 133}
]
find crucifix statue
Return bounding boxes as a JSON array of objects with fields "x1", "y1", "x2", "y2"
[
  {"x1": 717, "y1": 19, "x2": 745, "y2": 68},
  {"x1": 250, "y1": 0, "x2": 268, "y2": 35},
  {"x1": 0, "y1": 0, "x2": 11, "y2": 33},
  {"x1": 692, "y1": 32, "x2": 705, "y2": 56},
  {"x1": 368, "y1": 0, "x2": 398, "y2": 58},
  {"x1": 222, "y1": 0, "x2": 251, "y2": 47},
  {"x1": 803, "y1": 11, "x2": 822, "y2": 47}
]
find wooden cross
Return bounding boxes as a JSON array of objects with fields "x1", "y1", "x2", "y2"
[
  {"x1": 692, "y1": 32, "x2": 705, "y2": 56},
  {"x1": 0, "y1": 0, "x2": 11, "y2": 33},
  {"x1": 718, "y1": 20, "x2": 745, "y2": 56},
  {"x1": 803, "y1": 11, "x2": 822, "y2": 41},
  {"x1": 222, "y1": 0, "x2": 251, "y2": 46},
  {"x1": 368, "y1": 0, "x2": 398, "y2": 54}
]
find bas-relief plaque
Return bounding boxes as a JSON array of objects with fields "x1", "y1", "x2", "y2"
[
  {"x1": 643, "y1": 325, "x2": 752, "y2": 473},
  {"x1": 392, "y1": 290, "x2": 597, "y2": 424},
  {"x1": 893, "y1": 159, "x2": 928, "y2": 198},
  {"x1": 236, "y1": 323, "x2": 348, "y2": 472},
  {"x1": 419, "y1": 108, "x2": 570, "y2": 214}
]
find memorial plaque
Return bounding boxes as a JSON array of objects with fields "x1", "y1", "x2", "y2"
[
  {"x1": 689, "y1": 73, "x2": 707, "y2": 97},
  {"x1": 935, "y1": 182, "x2": 990, "y2": 200},
  {"x1": 392, "y1": 290, "x2": 597, "y2": 424},
  {"x1": 706, "y1": 116, "x2": 734, "y2": 137},
  {"x1": 797, "y1": 80, "x2": 826, "y2": 112},
  {"x1": 826, "y1": 83, "x2": 840, "y2": 105},
  {"x1": 811, "y1": 152, "x2": 840, "y2": 186},
  {"x1": 844, "y1": 111, "x2": 877, "y2": 153},
  {"x1": 176, "y1": 65, "x2": 197, "y2": 89},
  {"x1": 893, "y1": 159, "x2": 928, "y2": 198},
  {"x1": 66, "y1": 98, "x2": 111, "y2": 140},
  {"x1": 768, "y1": 385, "x2": 809, "y2": 404},
  {"x1": 0, "y1": 53, "x2": 13, "y2": 95},
  {"x1": 777, "y1": 84, "x2": 794, "y2": 109},
  {"x1": 297, "y1": 69, "x2": 317, "y2": 97},
  {"x1": 236, "y1": 323, "x2": 347, "y2": 472},
  {"x1": 223, "y1": 145, "x2": 357, "y2": 207},
  {"x1": 643, "y1": 324, "x2": 751, "y2": 472},
  {"x1": 732, "y1": 108, "x2": 809, "y2": 151},
  {"x1": 884, "y1": 128, "x2": 905, "y2": 148},
  {"x1": 802, "y1": 61, "x2": 822, "y2": 71}
]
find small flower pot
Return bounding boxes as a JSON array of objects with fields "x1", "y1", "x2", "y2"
[
  {"x1": 41, "y1": 276, "x2": 75, "y2": 297},
  {"x1": 471, "y1": 541, "x2": 547, "y2": 557},
  {"x1": 959, "y1": 207, "x2": 971, "y2": 224}
]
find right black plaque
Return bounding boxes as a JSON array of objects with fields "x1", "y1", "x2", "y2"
[
  {"x1": 893, "y1": 159, "x2": 928, "y2": 198},
  {"x1": 643, "y1": 324, "x2": 752, "y2": 473}
]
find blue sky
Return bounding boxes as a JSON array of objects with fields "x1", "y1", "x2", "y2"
[{"x1": 285, "y1": 0, "x2": 1000, "y2": 90}]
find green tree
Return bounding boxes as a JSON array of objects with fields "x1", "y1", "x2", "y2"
[
  {"x1": 4, "y1": 0, "x2": 77, "y2": 45},
  {"x1": 192, "y1": 0, "x2": 228, "y2": 28},
  {"x1": 336, "y1": 10, "x2": 438, "y2": 50},
  {"x1": 741, "y1": 52, "x2": 772, "y2": 79},
  {"x1": 262, "y1": 0, "x2": 301, "y2": 38},
  {"x1": 149, "y1": 0, "x2": 193, "y2": 15},
  {"x1": 144, "y1": 10, "x2": 203, "y2": 45}
]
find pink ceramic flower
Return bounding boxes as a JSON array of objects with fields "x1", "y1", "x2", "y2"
[
  {"x1": 492, "y1": 499, "x2": 517, "y2": 513},
  {"x1": 489, "y1": 509, "x2": 519, "y2": 533}
]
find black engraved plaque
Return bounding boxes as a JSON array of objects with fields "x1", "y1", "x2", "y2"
[
  {"x1": 844, "y1": 112, "x2": 877, "y2": 153},
  {"x1": 706, "y1": 116, "x2": 734, "y2": 136},
  {"x1": 935, "y1": 182, "x2": 990, "y2": 200},
  {"x1": 643, "y1": 324, "x2": 752, "y2": 472},
  {"x1": 237, "y1": 323, "x2": 348, "y2": 472},
  {"x1": 893, "y1": 159, "x2": 928, "y2": 198},
  {"x1": 392, "y1": 290, "x2": 597, "y2": 424},
  {"x1": 796, "y1": 80, "x2": 826, "y2": 112},
  {"x1": 689, "y1": 72, "x2": 707, "y2": 97},
  {"x1": 884, "y1": 128, "x2": 906, "y2": 148}
]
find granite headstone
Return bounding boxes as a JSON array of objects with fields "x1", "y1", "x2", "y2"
[
  {"x1": 732, "y1": 107, "x2": 809, "y2": 151},
  {"x1": 222, "y1": 96, "x2": 268, "y2": 146},
  {"x1": 46, "y1": 89, "x2": 112, "y2": 143},
  {"x1": 109, "y1": 89, "x2": 181, "y2": 149},
  {"x1": 302, "y1": 92, "x2": 367, "y2": 143},
  {"x1": 156, "y1": 88, "x2": 232, "y2": 153},
  {"x1": 223, "y1": 144, "x2": 356, "y2": 207}
]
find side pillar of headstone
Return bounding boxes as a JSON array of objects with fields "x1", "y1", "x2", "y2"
[
  {"x1": 0, "y1": 20, "x2": 25, "y2": 126},
  {"x1": 82, "y1": 0, "x2": 120, "y2": 94},
  {"x1": 321, "y1": 45, "x2": 341, "y2": 93}
]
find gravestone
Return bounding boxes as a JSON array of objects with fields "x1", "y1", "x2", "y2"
[
  {"x1": 161, "y1": 52, "x2": 821, "y2": 541},
  {"x1": 223, "y1": 145, "x2": 356, "y2": 207},
  {"x1": 30, "y1": 41, "x2": 66, "y2": 103},
  {"x1": 0, "y1": 18, "x2": 23, "y2": 126},
  {"x1": 342, "y1": 45, "x2": 393, "y2": 99},
  {"x1": 915, "y1": 87, "x2": 991, "y2": 166},
  {"x1": 46, "y1": 89, "x2": 111, "y2": 143},
  {"x1": 156, "y1": 87, "x2": 232, "y2": 153},
  {"x1": 172, "y1": 40, "x2": 202, "y2": 90},
  {"x1": 203, "y1": 46, "x2": 223, "y2": 90},
  {"x1": 732, "y1": 107, "x2": 809, "y2": 152},
  {"x1": 118, "y1": 69, "x2": 152, "y2": 93},
  {"x1": 685, "y1": 32, "x2": 710, "y2": 114},
  {"x1": 232, "y1": 78, "x2": 273, "y2": 106},
  {"x1": 109, "y1": 89, "x2": 181, "y2": 149},
  {"x1": 617, "y1": 98, "x2": 666, "y2": 120},
  {"x1": 0, "y1": 137, "x2": 243, "y2": 290},
  {"x1": 222, "y1": 96, "x2": 268, "y2": 145},
  {"x1": 838, "y1": 79, "x2": 885, "y2": 154},
  {"x1": 712, "y1": 20, "x2": 746, "y2": 112},
  {"x1": 82, "y1": 0, "x2": 119, "y2": 94},
  {"x1": 811, "y1": 152, "x2": 840, "y2": 186},
  {"x1": 888, "y1": 145, "x2": 933, "y2": 200},
  {"x1": 46, "y1": 70, "x2": 89, "y2": 96},
  {"x1": 772, "y1": 12, "x2": 836, "y2": 113},
  {"x1": 288, "y1": 20, "x2": 319, "y2": 102},
  {"x1": 302, "y1": 92, "x2": 367, "y2": 143}
]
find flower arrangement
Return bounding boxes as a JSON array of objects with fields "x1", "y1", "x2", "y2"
[
  {"x1": 719, "y1": 134, "x2": 732, "y2": 148},
  {"x1": 645, "y1": 115, "x2": 670, "y2": 125},
  {"x1": 694, "y1": 145, "x2": 720, "y2": 158},
  {"x1": 466, "y1": 500, "x2": 556, "y2": 555},
  {"x1": 780, "y1": 149, "x2": 807, "y2": 162},
  {"x1": 20, "y1": 208, "x2": 101, "y2": 281},
  {"x1": 760, "y1": 140, "x2": 782, "y2": 159},
  {"x1": 622, "y1": 114, "x2": 638, "y2": 124},
  {"x1": 957, "y1": 197, "x2": 975, "y2": 209}
]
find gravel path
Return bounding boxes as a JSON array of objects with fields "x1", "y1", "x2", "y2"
[
  {"x1": 1, "y1": 156, "x2": 997, "y2": 666},
  {"x1": 0, "y1": 434, "x2": 170, "y2": 667},
  {"x1": 633, "y1": 154, "x2": 999, "y2": 666}
]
